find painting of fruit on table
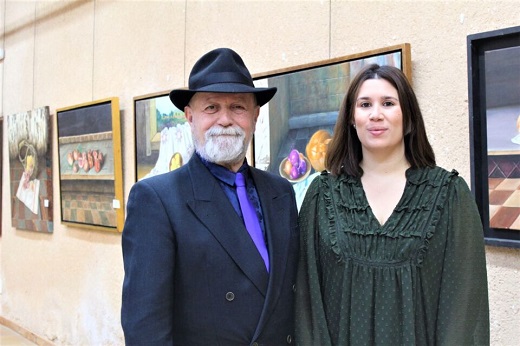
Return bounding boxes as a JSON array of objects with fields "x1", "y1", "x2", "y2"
[
  {"x1": 253, "y1": 44, "x2": 410, "y2": 209},
  {"x1": 56, "y1": 98, "x2": 124, "y2": 232}
]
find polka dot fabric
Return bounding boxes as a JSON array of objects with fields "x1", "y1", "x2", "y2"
[{"x1": 295, "y1": 167, "x2": 489, "y2": 346}]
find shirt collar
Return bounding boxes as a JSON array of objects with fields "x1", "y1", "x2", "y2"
[{"x1": 198, "y1": 153, "x2": 250, "y2": 186}]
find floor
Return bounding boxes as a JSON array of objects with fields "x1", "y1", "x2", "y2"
[{"x1": 0, "y1": 325, "x2": 37, "y2": 345}]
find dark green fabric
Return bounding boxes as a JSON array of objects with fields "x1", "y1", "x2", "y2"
[{"x1": 295, "y1": 167, "x2": 489, "y2": 346}]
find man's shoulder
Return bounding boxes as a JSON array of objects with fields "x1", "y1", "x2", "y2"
[
  {"x1": 250, "y1": 166, "x2": 279, "y2": 179},
  {"x1": 137, "y1": 163, "x2": 193, "y2": 188},
  {"x1": 250, "y1": 167, "x2": 293, "y2": 189}
]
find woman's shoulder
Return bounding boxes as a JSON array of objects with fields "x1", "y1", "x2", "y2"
[
  {"x1": 406, "y1": 166, "x2": 460, "y2": 186},
  {"x1": 315, "y1": 170, "x2": 356, "y2": 183},
  {"x1": 407, "y1": 166, "x2": 476, "y2": 203},
  {"x1": 305, "y1": 170, "x2": 352, "y2": 191}
]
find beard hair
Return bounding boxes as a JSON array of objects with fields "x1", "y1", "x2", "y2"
[{"x1": 193, "y1": 125, "x2": 249, "y2": 166}]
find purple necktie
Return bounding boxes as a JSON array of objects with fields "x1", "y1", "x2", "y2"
[{"x1": 235, "y1": 172, "x2": 269, "y2": 272}]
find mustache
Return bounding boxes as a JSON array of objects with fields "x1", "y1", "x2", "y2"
[{"x1": 206, "y1": 126, "x2": 244, "y2": 137}]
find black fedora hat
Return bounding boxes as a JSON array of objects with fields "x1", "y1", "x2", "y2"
[{"x1": 169, "y1": 48, "x2": 277, "y2": 110}]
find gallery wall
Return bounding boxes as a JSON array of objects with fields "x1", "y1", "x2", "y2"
[{"x1": 0, "y1": 0, "x2": 519, "y2": 345}]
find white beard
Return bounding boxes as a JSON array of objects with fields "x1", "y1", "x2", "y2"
[{"x1": 194, "y1": 125, "x2": 248, "y2": 166}]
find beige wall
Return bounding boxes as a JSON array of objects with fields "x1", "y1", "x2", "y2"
[{"x1": 0, "y1": 0, "x2": 518, "y2": 345}]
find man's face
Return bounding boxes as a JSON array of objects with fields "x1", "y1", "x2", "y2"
[{"x1": 185, "y1": 92, "x2": 259, "y2": 171}]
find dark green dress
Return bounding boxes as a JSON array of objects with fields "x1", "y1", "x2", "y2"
[{"x1": 295, "y1": 167, "x2": 489, "y2": 346}]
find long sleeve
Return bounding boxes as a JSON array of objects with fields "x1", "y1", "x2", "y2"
[
  {"x1": 435, "y1": 177, "x2": 490, "y2": 345},
  {"x1": 295, "y1": 176, "x2": 332, "y2": 346},
  {"x1": 121, "y1": 180, "x2": 176, "y2": 345}
]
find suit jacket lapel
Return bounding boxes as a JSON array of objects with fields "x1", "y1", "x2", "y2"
[
  {"x1": 186, "y1": 156, "x2": 269, "y2": 295},
  {"x1": 250, "y1": 168, "x2": 292, "y2": 338}
]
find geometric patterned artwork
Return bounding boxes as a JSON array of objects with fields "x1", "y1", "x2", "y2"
[
  {"x1": 488, "y1": 155, "x2": 520, "y2": 230},
  {"x1": 7, "y1": 106, "x2": 53, "y2": 232}
]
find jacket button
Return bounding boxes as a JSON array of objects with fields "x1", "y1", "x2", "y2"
[
  {"x1": 287, "y1": 335, "x2": 292, "y2": 344},
  {"x1": 225, "y1": 292, "x2": 235, "y2": 301},
  {"x1": 292, "y1": 284, "x2": 296, "y2": 292}
]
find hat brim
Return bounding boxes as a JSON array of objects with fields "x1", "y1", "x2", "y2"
[{"x1": 169, "y1": 83, "x2": 277, "y2": 110}]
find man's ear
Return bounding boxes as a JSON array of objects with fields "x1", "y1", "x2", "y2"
[{"x1": 185, "y1": 106, "x2": 193, "y2": 124}]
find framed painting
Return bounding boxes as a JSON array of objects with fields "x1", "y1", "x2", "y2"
[
  {"x1": 134, "y1": 91, "x2": 193, "y2": 181},
  {"x1": 56, "y1": 98, "x2": 124, "y2": 232},
  {"x1": 252, "y1": 43, "x2": 412, "y2": 209},
  {"x1": 0, "y1": 117, "x2": 3, "y2": 235},
  {"x1": 133, "y1": 90, "x2": 257, "y2": 182},
  {"x1": 468, "y1": 26, "x2": 520, "y2": 248},
  {"x1": 7, "y1": 107, "x2": 53, "y2": 233}
]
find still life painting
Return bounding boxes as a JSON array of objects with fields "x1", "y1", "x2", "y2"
[
  {"x1": 484, "y1": 45, "x2": 520, "y2": 232},
  {"x1": 468, "y1": 25, "x2": 520, "y2": 247},
  {"x1": 134, "y1": 92, "x2": 193, "y2": 181},
  {"x1": 7, "y1": 106, "x2": 53, "y2": 232},
  {"x1": 253, "y1": 44, "x2": 411, "y2": 209},
  {"x1": 56, "y1": 98, "x2": 124, "y2": 232}
]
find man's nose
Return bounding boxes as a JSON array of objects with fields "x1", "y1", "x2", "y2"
[{"x1": 216, "y1": 108, "x2": 234, "y2": 125}]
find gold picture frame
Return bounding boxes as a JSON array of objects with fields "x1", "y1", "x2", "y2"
[{"x1": 56, "y1": 98, "x2": 124, "y2": 232}]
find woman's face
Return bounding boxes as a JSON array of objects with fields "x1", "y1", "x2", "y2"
[{"x1": 353, "y1": 78, "x2": 404, "y2": 155}]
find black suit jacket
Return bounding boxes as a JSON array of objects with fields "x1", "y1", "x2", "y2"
[{"x1": 121, "y1": 154, "x2": 299, "y2": 345}]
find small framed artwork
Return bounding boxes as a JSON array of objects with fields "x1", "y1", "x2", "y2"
[
  {"x1": 134, "y1": 91, "x2": 193, "y2": 182},
  {"x1": 56, "y1": 98, "x2": 124, "y2": 232},
  {"x1": 7, "y1": 107, "x2": 53, "y2": 233},
  {"x1": 252, "y1": 43, "x2": 412, "y2": 209},
  {"x1": 468, "y1": 26, "x2": 520, "y2": 248}
]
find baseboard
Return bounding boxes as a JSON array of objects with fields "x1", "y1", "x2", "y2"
[{"x1": 0, "y1": 316, "x2": 54, "y2": 346}]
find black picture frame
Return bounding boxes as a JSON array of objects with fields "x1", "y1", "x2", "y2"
[{"x1": 468, "y1": 26, "x2": 520, "y2": 248}]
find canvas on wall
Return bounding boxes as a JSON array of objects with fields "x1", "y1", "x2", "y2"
[
  {"x1": 56, "y1": 98, "x2": 124, "y2": 232},
  {"x1": 1, "y1": 118, "x2": 3, "y2": 235},
  {"x1": 468, "y1": 25, "x2": 520, "y2": 247},
  {"x1": 134, "y1": 91, "x2": 257, "y2": 182},
  {"x1": 484, "y1": 46, "x2": 520, "y2": 231},
  {"x1": 253, "y1": 44, "x2": 411, "y2": 209},
  {"x1": 7, "y1": 106, "x2": 53, "y2": 232},
  {"x1": 134, "y1": 92, "x2": 193, "y2": 181}
]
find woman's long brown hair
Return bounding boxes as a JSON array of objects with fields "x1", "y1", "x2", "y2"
[{"x1": 325, "y1": 64, "x2": 436, "y2": 177}]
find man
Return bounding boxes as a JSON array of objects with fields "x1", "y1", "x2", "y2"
[{"x1": 121, "y1": 48, "x2": 299, "y2": 345}]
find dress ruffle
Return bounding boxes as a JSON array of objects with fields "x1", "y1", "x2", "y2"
[
  {"x1": 295, "y1": 166, "x2": 489, "y2": 346},
  {"x1": 318, "y1": 167, "x2": 459, "y2": 267}
]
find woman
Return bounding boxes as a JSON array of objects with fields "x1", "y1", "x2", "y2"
[{"x1": 295, "y1": 64, "x2": 489, "y2": 345}]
